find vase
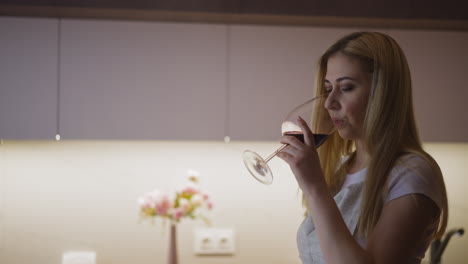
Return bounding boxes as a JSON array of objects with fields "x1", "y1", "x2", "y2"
[{"x1": 168, "y1": 223, "x2": 178, "y2": 264}]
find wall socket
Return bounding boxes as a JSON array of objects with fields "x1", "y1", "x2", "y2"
[
  {"x1": 194, "y1": 227, "x2": 235, "y2": 255},
  {"x1": 62, "y1": 251, "x2": 96, "y2": 264}
]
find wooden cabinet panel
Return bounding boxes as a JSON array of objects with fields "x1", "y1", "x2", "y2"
[
  {"x1": 60, "y1": 19, "x2": 227, "y2": 140},
  {"x1": 0, "y1": 17, "x2": 58, "y2": 140},
  {"x1": 1, "y1": 17, "x2": 466, "y2": 142},
  {"x1": 389, "y1": 30, "x2": 468, "y2": 142}
]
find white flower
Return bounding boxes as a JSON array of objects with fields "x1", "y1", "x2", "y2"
[
  {"x1": 191, "y1": 194, "x2": 203, "y2": 206},
  {"x1": 186, "y1": 169, "x2": 201, "y2": 182},
  {"x1": 178, "y1": 197, "x2": 191, "y2": 211}
]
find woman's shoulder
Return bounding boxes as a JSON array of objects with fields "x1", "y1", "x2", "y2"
[
  {"x1": 395, "y1": 152, "x2": 434, "y2": 169},
  {"x1": 385, "y1": 152, "x2": 443, "y2": 208},
  {"x1": 391, "y1": 152, "x2": 440, "y2": 179}
]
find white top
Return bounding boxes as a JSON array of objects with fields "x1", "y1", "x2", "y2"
[
  {"x1": 296, "y1": 153, "x2": 443, "y2": 264},
  {"x1": 345, "y1": 154, "x2": 443, "y2": 260}
]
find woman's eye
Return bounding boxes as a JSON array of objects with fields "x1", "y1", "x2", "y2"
[{"x1": 341, "y1": 86, "x2": 354, "y2": 92}]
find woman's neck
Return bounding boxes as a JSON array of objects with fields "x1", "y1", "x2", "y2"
[{"x1": 348, "y1": 141, "x2": 369, "y2": 174}]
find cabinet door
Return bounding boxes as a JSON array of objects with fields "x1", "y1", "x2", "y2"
[
  {"x1": 60, "y1": 19, "x2": 226, "y2": 140},
  {"x1": 228, "y1": 26, "x2": 352, "y2": 140},
  {"x1": 0, "y1": 17, "x2": 58, "y2": 140},
  {"x1": 389, "y1": 30, "x2": 468, "y2": 142}
]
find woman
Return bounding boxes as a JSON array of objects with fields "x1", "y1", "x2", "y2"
[{"x1": 277, "y1": 32, "x2": 448, "y2": 264}]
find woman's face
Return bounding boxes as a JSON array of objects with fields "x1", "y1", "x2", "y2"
[{"x1": 324, "y1": 52, "x2": 372, "y2": 142}]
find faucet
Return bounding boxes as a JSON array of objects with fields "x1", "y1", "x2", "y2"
[{"x1": 430, "y1": 228, "x2": 464, "y2": 264}]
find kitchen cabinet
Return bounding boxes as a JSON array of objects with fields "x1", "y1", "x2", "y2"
[
  {"x1": 59, "y1": 19, "x2": 227, "y2": 140},
  {"x1": 1, "y1": 16, "x2": 467, "y2": 142},
  {"x1": 0, "y1": 17, "x2": 58, "y2": 140}
]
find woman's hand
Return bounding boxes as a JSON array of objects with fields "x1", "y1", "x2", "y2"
[{"x1": 277, "y1": 116, "x2": 327, "y2": 193}]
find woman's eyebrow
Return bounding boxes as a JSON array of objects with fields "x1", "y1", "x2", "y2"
[
  {"x1": 324, "y1": 76, "x2": 356, "y2": 83},
  {"x1": 337, "y1": 76, "x2": 356, "y2": 82}
]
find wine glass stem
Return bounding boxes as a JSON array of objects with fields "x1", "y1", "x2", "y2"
[{"x1": 264, "y1": 144, "x2": 288, "y2": 163}]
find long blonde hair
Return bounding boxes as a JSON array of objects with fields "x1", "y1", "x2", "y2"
[{"x1": 314, "y1": 32, "x2": 448, "y2": 239}]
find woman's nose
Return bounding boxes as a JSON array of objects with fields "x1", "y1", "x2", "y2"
[{"x1": 324, "y1": 91, "x2": 339, "y2": 110}]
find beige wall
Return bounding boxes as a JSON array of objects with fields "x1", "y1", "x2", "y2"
[{"x1": 0, "y1": 141, "x2": 466, "y2": 264}]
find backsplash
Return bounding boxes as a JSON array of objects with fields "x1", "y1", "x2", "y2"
[{"x1": 0, "y1": 141, "x2": 466, "y2": 264}]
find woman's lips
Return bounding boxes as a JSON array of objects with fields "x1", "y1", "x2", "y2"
[{"x1": 332, "y1": 119, "x2": 345, "y2": 128}]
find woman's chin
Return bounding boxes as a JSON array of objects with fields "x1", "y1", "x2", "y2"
[{"x1": 336, "y1": 129, "x2": 354, "y2": 141}]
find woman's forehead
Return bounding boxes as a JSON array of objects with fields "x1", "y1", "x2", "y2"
[{"x1": 325, "y1": 53, "x2": 369, "y2": 81}]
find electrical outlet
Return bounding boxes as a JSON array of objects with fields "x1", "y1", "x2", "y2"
[
  {"x1": 194, "y1": 227, "x2": 235, "y2": 255},
  {"x1": 62, "y1": 252, "x2": 96, "y2": 264}
]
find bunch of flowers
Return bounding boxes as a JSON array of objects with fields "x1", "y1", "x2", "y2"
[{"x1": 138, "y1": 170, "x2": 213, "y2": 223}]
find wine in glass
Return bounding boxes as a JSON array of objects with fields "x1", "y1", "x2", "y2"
[{"x1": 243, "y1": 94, "x2": 334, "y2": 184}]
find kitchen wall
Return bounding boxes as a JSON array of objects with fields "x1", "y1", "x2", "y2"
[
  {"x1": 1, "y1": 15, "x2": 467, "y2": 264},
  {"x1": 0, "y1": 141, "x2": 466, "y2": 264}
]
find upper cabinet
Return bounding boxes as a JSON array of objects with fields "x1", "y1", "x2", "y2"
[
  {"x1": 1, "y1": 16, "x2": 467, "y2": 142},
  {"x1": 60, "y1": 19, "x2": 227, "y2": 140},
  {"x1": 0, "y1": 17, "x2": 58, "y2": 140},
  {"x1": 388, "y1": 30, "x2": 468, "y2": 142}
]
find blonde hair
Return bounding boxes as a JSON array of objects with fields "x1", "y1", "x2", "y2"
[{"x1": 313, "y1": 32, "x2": 448, "y2": 239}]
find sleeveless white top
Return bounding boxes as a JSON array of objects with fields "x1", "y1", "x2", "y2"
[{"x1": 297, "y1": 154, "x2": 443, "y2": 263}]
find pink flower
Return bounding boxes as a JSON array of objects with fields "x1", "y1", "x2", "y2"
[
  {"x1": 207, "y1": 201, "x2": 214, "y2": 210},
  {"x1": 138, "y1": 190, "x2": 173, "y2": 216},
  {"x1": 172, "y1": 207, "x2": 185, "y2": 221},
  {"x1": 180, "y1": 182, "x2": 200, "y2": 196},
  {"x1": 155, "y1": 194, "x2": 172, "y2": 215},
  {"x1": 138, "y1": 169, "x2": 213, "y2": 223}
]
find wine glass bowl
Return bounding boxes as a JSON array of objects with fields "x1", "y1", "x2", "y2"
[{"x1": 243, "y1": 94, "x2": 334, "y2": 185}]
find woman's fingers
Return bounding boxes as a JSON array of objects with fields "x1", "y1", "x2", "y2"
[
  {"x1": 280, "y1": 134, "x2": 303, "y2": 149},
  {"x1": 296, "y1": 116, "x2": 314, "y2": 146},
  {"x1": 278, "y1": 137, "x2": 311, "y2": 165},
  {"x1": 276, "y1": 149, "x2": 294, "y2": 162}
]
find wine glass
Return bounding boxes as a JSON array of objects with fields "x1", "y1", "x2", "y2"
[{"x1": 243, "y1": 93, "x2": 334, "y2": 184}]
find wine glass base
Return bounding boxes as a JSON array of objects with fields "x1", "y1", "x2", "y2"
[{"x1": 242, "y1": 150, "x2": 273, "y2": 185}]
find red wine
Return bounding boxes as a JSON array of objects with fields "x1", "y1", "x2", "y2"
[
  {"x1": 313, "y1": 134, "x2": 329, "y2": 148},
  {"x1": 283, "y1": 131, "x2": 305, "y2": 143},
  {"x1": 284, "y1": 132, "x2": 329, "y2": 148}
]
